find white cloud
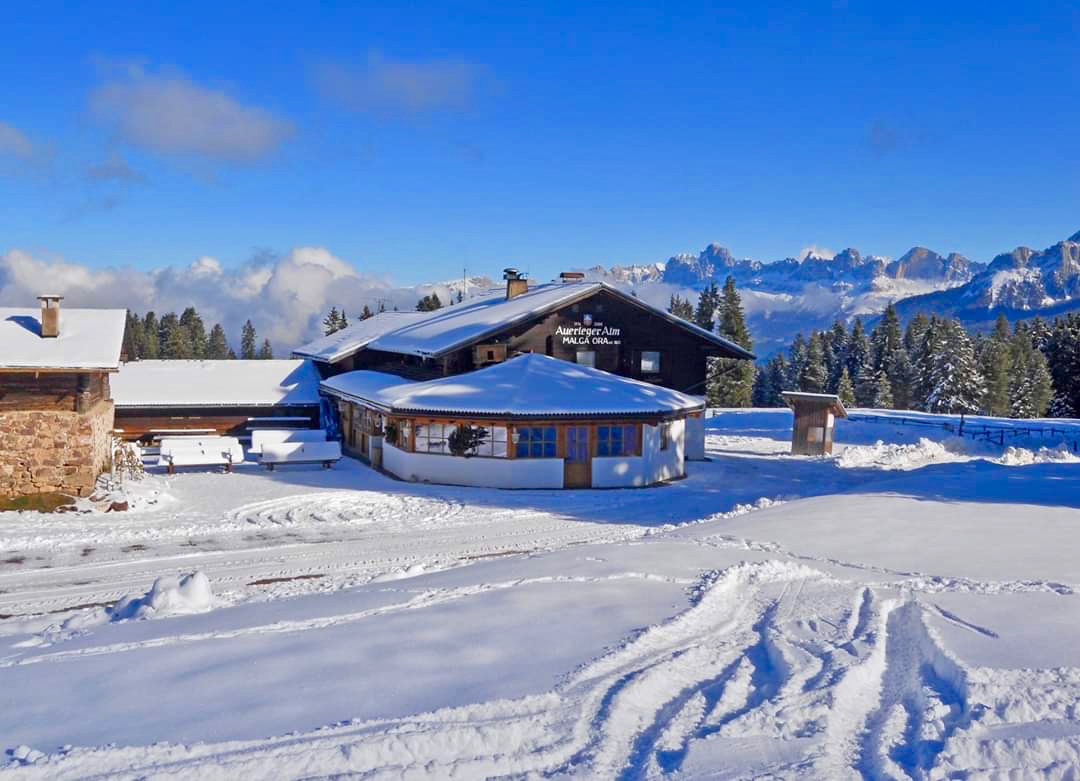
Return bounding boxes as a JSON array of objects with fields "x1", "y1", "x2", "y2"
[
  {"x1": 799, "y1": 244, "x2": 835, "y2": 261},
  {"x1": 0, "y1": 121, "x2": 34, "y2": 160},
  {"x1": 89, "y1": 69, "x2": 294, "y2": 162},
  {"x1": 0, "y1": 247, "x2": 488, "y2": 352},
  {"x1": 314, "y1": 53, "x2": 487, "y2": 115}
]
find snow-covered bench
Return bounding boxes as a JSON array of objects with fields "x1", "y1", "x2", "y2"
[
  {"x1": 158, "y1": 437, "x2": 245, "y2": 474},
  {"x1": 260, "y1": 441, "x2": 342, "y2": 470},
  {"x1": 249, "y1": 428, "x2": 327, "y2": 455}
]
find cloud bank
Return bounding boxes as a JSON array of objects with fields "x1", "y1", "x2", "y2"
[
  {"x1": 0, "y1": 247, "x2": 486, "y2": 352},
  {"x1": 89, "y1": 69, "x2": 294, "y2": 162}
]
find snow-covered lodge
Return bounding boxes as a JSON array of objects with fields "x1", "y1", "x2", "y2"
[
  {"x1": 302, "y1": 271, "x2": 754, "y2": 488},
  {"x1": 0, "y1": 297, "x2": 125, "y2": 497}
]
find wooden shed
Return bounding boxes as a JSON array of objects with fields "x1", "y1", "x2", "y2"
[{"x1": 781, "y1": 392, "x2": 847, "y2": 456}]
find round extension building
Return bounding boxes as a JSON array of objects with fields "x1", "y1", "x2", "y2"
[{"x1": 321, "y1": 353, "x2": 705, "y2": 489}]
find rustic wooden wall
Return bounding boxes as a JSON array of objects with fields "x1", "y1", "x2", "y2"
[
  {"x1": 0, "y1": 371, "x2": 109, "y2": 412},
  {"x1": 114, "y1": 405, "x2": 320, "y2": 440}
]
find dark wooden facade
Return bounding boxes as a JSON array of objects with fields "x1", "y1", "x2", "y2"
[
  {"x1": 0, "y1": 370, "x2": 110, "y2": 412},
  {"x1": 115, "y1": 404, "x2": 320, "y2": 441},
  {"x1": 335, "y1": 288, "x2": 737, "y2": 394}
]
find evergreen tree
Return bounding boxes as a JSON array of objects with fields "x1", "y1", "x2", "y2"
[
  {"x1": 854, "y1": 357, "x2": 879, "y2": 407},
  {"x1": 924, "y1": 319, "x2": 985, "y2": 414},
  {"x1": 825, "y1": 320, "x2": 848, "y2": 392},
  {"x1": 257, "y1": 338, "x2": 274, "y2": 360},
  {"x1": 873, "y1": 370, "x2": 894, "y2": 409},
  {"x1": 141, "y1": 312, "x2": 160, "y2": 359},
  {"x1": 180, "y1": 307, "x2": 208, "y2": 358},
  {"x1": 870, "y1": 303, "x2": 903, "y2": 373},
  {"x1": 786, "y1": 333, "x2": 808, "y2": 391},
  {"x1": 888, "y1": 348, "x2": 915, "y2": 411},
  {"x1": 160, "y1": 317, "x2": 194, "y2": 359},
  {"x1": 416, "y1": 293, "x2": 443, "y2": 312},
  {"x1": 766, "y1": 353, "x2": 789, "y2": 404},
  {"x1": 904, "y1": 313, "x2": 930, "y2": 354},
  {"x1": 241, "y1": 320, "x2": 258, "y2": 359},
  {"x1": 693, "y1": 282, "x2": 720, "y2": 331},
  {"x1": 979, "y1": 314, "x2": 1012, "y2": 417},
  {"x1": 846, "y1": 319, "x2": 871, "y2": 386},
  {"x1": 708, "y1": 277, "x2": 755, "y2": 406},
  {"x1": 912, "y1": 316, "x2": 943, "y2": 409},
  {"x1": 752, "y1": 366, "x2": 772, "y2": 407},
  {"x1": 1009, "y1": 328, "x2": 1053, "y2": 418},
  {"x1": 1046, "y1": 313, "x2": 1080, "y2": 417},
  {"x1": 157, "y1": 312, "x2": 180, "y2": 356},
  {"x1": 836, "y1": 367, "x2": 856, "y2": 407},
  {"x1": 668, "y1": 293, "x2": 694, "y2": 321},
  {"x1": 122, "y1": 311, "x2": 145, "y2": 361},
  {"x1": 323, "y1": 307, "x2": 345, "y2": 335},
  {"x1": 207, "y1": 324, "x2": 231, "y2": 359},
  {"x1": 799, "y1": 331, "x2": 827, "y2": 392}
]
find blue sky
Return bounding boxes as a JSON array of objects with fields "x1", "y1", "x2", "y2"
[{"x1": 3, "y1": 0, "x2": 1080, "y2": 285}]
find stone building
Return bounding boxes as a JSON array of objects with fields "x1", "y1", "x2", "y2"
[{"x1": 0, "y1": 296, "x2": 126, "y2": 497}]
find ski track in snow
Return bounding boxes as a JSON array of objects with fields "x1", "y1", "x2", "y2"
[{"x1": 5, "y1": 411, "x2": 1080, "y2": 778}]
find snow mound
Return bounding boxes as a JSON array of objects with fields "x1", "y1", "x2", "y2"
[
  {"x1": 997, "y1": 443, "x2": 1080, "y2": 466},
  {"x1": 836, "y1": 437, "x2": 965, "y2": 470},
  {"x1": 110, "y1": 572, "x2": 213, "y2": 621}
]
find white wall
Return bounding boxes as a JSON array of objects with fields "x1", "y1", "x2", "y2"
[
  {"x1": 591, "y1": 418, "x2": 686, "y2": 488},
  {"x1": 685, "y1": 415, "x2": 705, "y2": 461},
  {"x1": 383, "y1": 443, "x2": 564, "y2": 489}
]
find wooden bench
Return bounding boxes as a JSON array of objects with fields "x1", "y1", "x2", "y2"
[
  {"x1": 249, "y1": 429, "x2": 328, "y2": 455},
  {"x1": 260, "y1": 441, "x2": 342, "y2": 470},
  {"x1": 158, "y1": 436, "x2": 245, "y2": 474}
]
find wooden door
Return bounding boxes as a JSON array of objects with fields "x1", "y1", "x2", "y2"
[{"x1": 564, "y1": 425, "x2": 591, "y2": 488}]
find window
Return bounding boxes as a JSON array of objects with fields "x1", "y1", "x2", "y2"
[
  {"x1": 472, "y1": 425, "x2": 509, "y2": 458},
  {"x1": 597, "y1": 424, "x2": 638, "y2": 457},
  {"x1": 576, "y1": 350, "x2": 596, "y2": 368},
  {"x1": 396, "y1": 419, "x2": 412, "y2": 450},
  {"x1": 515, "y1": 425, "x2": 557, "y2": 458},
  {"x1": 415, "y1": 422, "x2": 452, "y2": 454},
  {"x1": 640, "y1": 351, "x2": 661, "y2": 374},
  {"x1": 659, "y1": 422, "x2": 671, "y2": 451}
]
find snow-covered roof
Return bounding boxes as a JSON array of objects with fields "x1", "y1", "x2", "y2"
[
  {"x1": 781, "y1": 391, "x2": 848, "y2": 417},
  {"x1": 292, "y1": 282, "x2": 755, "y2": 363},
  {"x1": 112, "y1": 359, "x2": 323, "y2": 408},
  {"x1": 321, "y1": 353, "x2": 706, "y2": 419},
  {"x1": 0, "y1": 307, "x2": 126, "y2": 370},
  {"x1": 291, "y1": 311, "x2": 432, "y2": 363}
]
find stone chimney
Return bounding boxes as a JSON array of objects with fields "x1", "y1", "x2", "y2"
[
  {"x1": 38, "y1": 294, "x2": 63, "y2": 338},
  {"x1": 503, "y1": 268, "x2": 528, "y2": 300}
]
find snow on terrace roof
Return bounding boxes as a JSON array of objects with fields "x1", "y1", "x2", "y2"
[
  {"x1": 291, "y1": 311, "x2": 432, "y2": 363},
  {"x1": 321, "y1": 353, "x2": 706, "y2": 419},
  {"x1": 0, "y1": 307, "x2": 126, "y2": 370},
  {"x1": 292, "y1": 282, "x2": 755, "y2": 363},
  {"x1": 112, "y1": 359, "x2": 323, "y2": 408}
]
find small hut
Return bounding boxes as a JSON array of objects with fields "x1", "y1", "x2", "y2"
[{"x1": 781, "y1": 392, "x2": 847, "y2": 456}]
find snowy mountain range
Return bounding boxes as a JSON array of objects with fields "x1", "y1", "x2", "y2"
[{"x1": 576, "y1": 231, "x2": 1080, "y2": 352}]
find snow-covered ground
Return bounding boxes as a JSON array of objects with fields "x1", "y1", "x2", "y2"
[{"x1": 3, "y1": 409, "x2": 1080, "y2": 778}]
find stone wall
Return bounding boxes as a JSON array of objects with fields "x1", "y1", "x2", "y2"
[{"x1": 0, "y1": 400, "x2": 115, "y2": 498}]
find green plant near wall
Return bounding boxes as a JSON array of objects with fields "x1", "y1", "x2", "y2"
[{"x1": 383, "y1": 421, "x2": 400, "y2": 447}]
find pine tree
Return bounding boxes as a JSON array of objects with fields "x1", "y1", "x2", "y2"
[
  {"x1": 766, "y1": 354, "x2": 789, "y2": 404},
  {"x1": 854, "y1": 357, "x2": 879, "y2": 407},
  {"x1": 924, "y1": 319, "x2": 985, "y2": 414},
  {"x1": 799, "y1": 331, "x2": 827, "y2": 392},
  {"x1": 122, "y1": 311, "x2": 145, "y2": 361},
  {"x1": 708, "y1": 277, "x2": 755, "y2": 406},
  {"x1": 241, "y1": 320, "x2": 257, "y2": 360},
  {"x1": 158, "y1": 312, "x2": 180, "y2": 356},
  {"x1": 257, "y1": 338, "x2": 274, "y2": 360},
  {"x1": 207, "y1": 324, "x2": 231, "y2": 359},
  {"x1": 1009, "y1": 329, "x2": 1053, "y2": 418},
  {"x1": 323, "y1": 307, "x2": 344, "y2": 335},
  {"x1": 752, "y1": 365, "x2": 772, "y2": 407},
  {"x1": 1046, "y1": 313, "x2": 1080, "y2": 417},
  {"x1": 668, "y1": 294, "x2": 694, "y2": 321},
  {"x1": 161, "y1": 317, "x2": 194, "y2": 359},
  {"x1": 787, "y1": 333, "x2": 808, "y2": 391},
  {"x1": 904, "y1": 313, "x2": 930, "y2": 354},
  {"x1": 871, "y1": 303, "x2": 903, "y2": 371},
  {"x1": 846, "y1": 319, "x2": 871, "y2": 387},
  {"x1": 824, "y1": 320, "x2": 848, "y2": 392},
  {"x1": 180, "y1": 307, "x2": 208, "y2": 358},
  {"x1": 416, "y1": 293, "x2": 443, "y2": 312},
  {"x1": 873, "y1": 370, "x2": 894, "y2": 409},
  {"x1": 912, "y1": 316, "x2": 943, "y2": 409},
  {"x1": 980, "y1": 313, "x2": 1012, "y2": 416},
  {"x1": 836, "y1": 367, "x2": 856, "y2": 407},
  {"x1": 693, "y1": 282, "x2": 720, "y2": 331},
  {"x1": 141, "y1": 312, "x2": 160, "y2": 359},
  {"x1": 887, "y1": 348, "x2": 915, "y2": 410}
]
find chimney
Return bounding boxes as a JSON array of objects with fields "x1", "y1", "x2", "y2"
[
  {"x1": 503, "y1": 268, "x2": 528, "y2": 300},
  {"x1": 559, "y1": 271, "x2": 585, "y2": 283},
  {"x1": 38, "y1": 294, "x2": 63, "y2": 338}
]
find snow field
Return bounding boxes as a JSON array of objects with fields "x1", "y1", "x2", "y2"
[{"x1": 2, "y1": 407, "x2": 1080, "y2": 777}]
